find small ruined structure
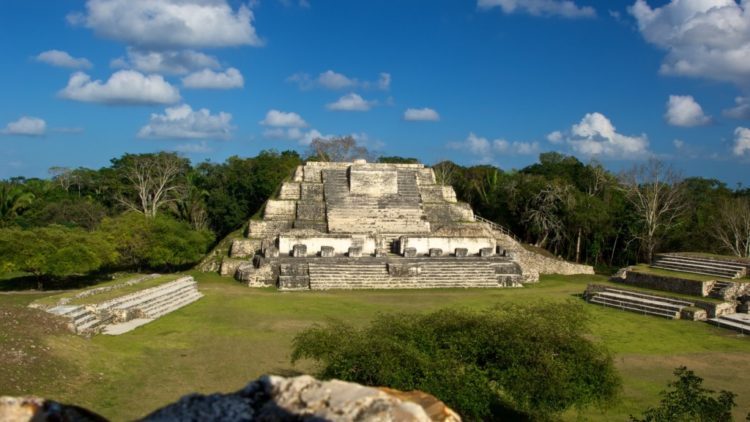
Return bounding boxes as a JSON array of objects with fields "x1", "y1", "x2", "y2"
[
  {"x1": 585, "y1": 253, "x2": 750, "y2": 333},
  {"x1": 0, "y1": 375, "x2": 461, "y2": 422},
  {"x1": 222, "y1": 160, "x2": 592, "y2": 289},
  {"x1": 32, "y1": 275, "x2": 203, "y2": 336}
]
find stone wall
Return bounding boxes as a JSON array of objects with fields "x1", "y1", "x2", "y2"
[
  {"x1": 494, "y1": 234, "x2": 594, "y2": 283},
  {"x1": 278, "y1": 233, "x2": 376, "y2": 256},
  {"x1": 618, "y1": 270, "x2": 709, "y2": 296},
  {"x1": 399, "y1": 236, "x2": 495, "y2": 256},
  {"x1": 350, "y1": 168, "x2": 398, "y2": 195}
]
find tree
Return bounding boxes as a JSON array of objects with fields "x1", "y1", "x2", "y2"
[
  {"x1": 523, "y1": 182, "x2": 573, "y2": 251},
  {"x1": 0, "y1": 183, "x2": 35, "y2": 226},
  {"x1": 0, "y1": 226, "x2": 116, "y2": 289},
  {"x1": 713, "y1": 197, "x2": 750, "y2": 257},
  {"x1": 292, "y1": 301, "x2": 621, "y2": 420},
  {"x1": 631, "y1": 367, "x2": 736, "y2": 422},
  {"x1": 110, "y1": 152, "x2": 190, "y2": 218},
  {"x1": 307, "y1": 136, "x2": 371, "y2": 162},
  {"x1": 99, "y1": 212, "x2": 213, "y2": 271},
  {"x1": 620, "y1": 160, "x2": 686, "y2": 262}
]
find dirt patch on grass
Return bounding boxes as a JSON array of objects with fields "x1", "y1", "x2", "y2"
[{"x1": 0, "y1": 303, "x2": 78, "y2": 395}]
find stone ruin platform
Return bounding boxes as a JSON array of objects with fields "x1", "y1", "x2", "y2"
[
  {"x1": 30, "y1": 275, "x2": 203, "y2": 336},
  {"x1": 220, "y1": 160, "x2": 593, "y2": 290}
]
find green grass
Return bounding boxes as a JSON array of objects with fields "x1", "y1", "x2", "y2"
[
  {"x1": 671, "y1": 252, "x2": 750, "y2": 265},
  {"x1": 1, "y1": 272, "x2": 749, "y2": 421}
]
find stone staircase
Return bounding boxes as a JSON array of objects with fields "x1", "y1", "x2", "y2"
[
  {"x1": 306, "y1": 258, "x2": 522, "y2": 290},
  {"x1": 587, "y1": 287, "x2": 694, "y2": 319},
  {"x1": 709, "y1": 313, "x2": 750, "y2": 334},
  {"x1": 397, "y1": 171, "x2": 420, "y2": 198},
  {"x1": 47, "y1": 276, "x2": 202, "y2": 336},
  {"x1": 651, "y1": 254, "x2": 746, "y2": 279},
  {"x1": 708, "y1": 281, "x2": 734, "y2": 299}
]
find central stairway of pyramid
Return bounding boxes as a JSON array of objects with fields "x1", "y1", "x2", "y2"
[{"x1": 220, "y1": 160, "x2": 591, "y2": 290}]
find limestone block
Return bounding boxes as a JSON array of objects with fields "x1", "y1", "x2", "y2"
[
  {"x1": 480, "y1": 247, "x2": 494, "y2": 257},
  {"x1": 280, "y1": 263, "x2": 309, "y2": 276},
  {"x1": 229, "y1": 239, "x2": 261, "y2": 258},
  {"x1": 220, "y1": 258, "x2": 245, "y2": 276},
  {"x1": 441, "y1": 186, "x2": 458, "y2": 203},
  {"x1": 293, "y1": 165, "x2": 304, "y2": 182},
  {"x1": 375, "y1": 247, "x2": 389, "y2": 257},
  {"x1": 417, "y1": 168, "x2": 436, "y2": 185},
  {"x1": 296, "y1": 201, "x2": 326, "y2": 221},
  {"x1": 429, "y1": 248, "x2": 443, "y2": 257},
  {"x1": 455, "y1": 248, "x2": 468, "y2": 257},
  {"x1": 388, "y1": 263, "x2": 422, "y2": 277},
  {"x1": 303, "y1": 166, "x2": 322, "y2": 182},
  {"x1": 348, "y1": 246, "x2": 363, "y2": 258},
  {"x1": 279, "y1": 182, "x2": 301, "y2": 200},
  {"x1": 264, "y1": 200, "x2": 296, "y2": 220},
  {"x1": 350, "y1": 169, "x2": 398, "y2": 196},
  {"x1": 418, "y1": 185, "x2": 444, "y2": 203},
  {"x1": 300, "y1": 183, "x2": 325, "y2": 201},
  {"x1": 264, "y1": 246, "x2": 279, "y2": 258},
  {"x1": 404, "y1": 247, "x2": 417, "y2": 258},
  {"x1": 320, "y1": 246, "x2": 335, "y2": 257},
  {"x1": 279, "y1": 275, "x2": 311, "y2": 290},
  {"x1": 292, "y1": 244, "x2": 307, "y2": 258}
]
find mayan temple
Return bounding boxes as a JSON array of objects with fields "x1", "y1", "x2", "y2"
[{"x1": 220, "y1": 160, "x2": 592, "y2": 289}]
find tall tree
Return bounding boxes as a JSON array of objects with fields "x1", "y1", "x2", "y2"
[
  {"x1": 713, "y1": 197, "x2": 750, "y2": 258},
  {"x1": 0, "y1": 183, "x2": 35, "y2": 226},
  {"x1": 110, "y1": 152, "x2": 189, "y2": 218},
  {"x1": 620, "y1": 160, "x2": 686, "y2": 262},
  {"x1": 307, "y1": 136, "x2": 371, "y2": 162}
]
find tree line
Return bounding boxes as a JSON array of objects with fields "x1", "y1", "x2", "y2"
[{"x1": 1, "y1": 138, "x2": 749, "y2": 286}]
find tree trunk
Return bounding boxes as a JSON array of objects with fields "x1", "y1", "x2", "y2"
[{"x1": 575, "y1": 228, "x2": 582, "y2": 263}]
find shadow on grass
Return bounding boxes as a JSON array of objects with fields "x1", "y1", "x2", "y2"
[{"x1": 0, "y1": 272, "x2": 114, "y2": 292}]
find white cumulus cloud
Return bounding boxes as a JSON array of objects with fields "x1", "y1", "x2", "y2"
[
  {"x1": 35, "y1": 50, "x2": 92, "y2": 69},
  {"x1": 182, "y1": 67, "x2": 244, "y2": 89},
  {"x1": 137, "y1": 104, "x2": 232, "y2": 139},
  {"x1": 288, "y1": 71, "x2": 391, "y2": 91},
  {"x1": 260, "y1": 110, "x2": 308, "y2": 127},
  {"x1": 326, "y1": 93, "x2": 374, "y2": 111},
  {"x1": 477, "y1": 0, "x2": 596, "y2": 18},
  {"x1": 664, "y1": 95, "x2": 711, "y2": 127},
  {"x1": 546, "y1": 130, "x2": 564, "y2": 143},
  {"x1": 1, "y1": 117, "x2": 47, "y2": 136},
  {"x1": 404, "y1": 108, "x2": 440, "y2": 122},
  {"x1": 59, "y1": 70, "x2": 180, "y2": 105},
  {"x1": 112, "y1": 48, "x2": 220, "y2": 75},
  {"x1": 724, "y1": 96, "x2": 750, "y2": 120},
  {"x1": 629, "y1": 0, "x2": 750, "y2": 87},
  {"x1": 69, "y1": 0, "x2": 263, "y2": 49},
  {"x1": 562, "y1": 112, "x2": 649, "y2": 158},
  {"x1": 448, "y1": 132, "x2": 539, "y2": 159},
  {"x1": 733, "y1": 127, "x2": 750, "y2": 157}
]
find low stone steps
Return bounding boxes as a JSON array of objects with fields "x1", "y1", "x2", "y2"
[
  {"x1": 708, "y1": 313, "x2": 750, "y2": 334},
  {"x1": 708, "y1": 281, "x2": 734, "y2": 298},
  {"x1": 586, "y1": 287, "x2": 693, "y2": 319},
  {"x1": 651, "y1": 255, "x2": 746, "y2": 279},
  {"x1": 43, "y1": 276, "x2": 202, "y2": 335},
  {"x1": 589, "y1": 295, "x2": 680, "y2": 319}
]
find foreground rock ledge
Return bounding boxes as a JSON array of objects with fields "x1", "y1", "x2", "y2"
[{"x1": 0, "y1": 375, "x2": 461, "y2": 422}]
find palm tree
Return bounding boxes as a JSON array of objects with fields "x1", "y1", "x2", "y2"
[{"x1": 0, "y1": 183, "x2": 35, "y2": 226}]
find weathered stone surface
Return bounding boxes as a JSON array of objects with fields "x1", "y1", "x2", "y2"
[
  {"x1": 292, "y1": 244, "x2": 307, "y2": 258},
  {"x1": 264, "y1": 200, "x2": 297, "y2": 220},
  {"x1": 454, "y1": 248, "x2": 468, "y2": 257},
  {"x1": 403, "y1": 247, "x2": 417, "y2": 258},
  {"x1": 350, "y1": 168, "x2": 398, "y2": 196},
  {"x1": 375, "y1": 247, "x2": 389, "y2": 257},
  {"x1": 429, "y1": 248, "x2": 443, "y2": 257},
  {"x1": 348, "y1": 246, "x2": 362, "y2": 258},
  {"x1": 264, "y1": 246, "x2": 279, "y2": 258},
  {"x1": 230, "y1": 239, "x2": 261, "y2": 258},
  {"x1": 220, "y1": 258, "x2": 246, "y2": 276},
  {"x1": 388, "y1": 263, "x2": 422, "y2": 277},
  {"x1": 0, "y1": 396, "x2": 107, "y2": 422},
  {"x1": 279, "y1": 182, "x2": 301, "y2": 200},
  {"x1": 320, "y1": 246, "x2": 335, "y2": 257},
  {"x1": 479, "y1": 247, "x2": 494, "y2": 257}
]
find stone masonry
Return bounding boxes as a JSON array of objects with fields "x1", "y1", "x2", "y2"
[{"x1": 224, "y1": 160, "x2": 593, "y2": 290}]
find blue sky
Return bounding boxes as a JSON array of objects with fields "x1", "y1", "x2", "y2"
[{"x1": 1, "y1": 0, "x2": 749, "y2": 185}]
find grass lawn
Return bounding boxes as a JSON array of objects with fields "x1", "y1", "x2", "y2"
[
  {"x1": 629, "y1": 263, "x2": 732, "y2": 282},
  {"x1": 1, "y1": 272, "x2": 749, "y2": 421}
]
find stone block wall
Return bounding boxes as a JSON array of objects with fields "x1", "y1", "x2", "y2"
[
  {"x1": 278, "y1": 234, "x2": 377, "y2": 256},
  {"x1": 399, "y1": 236, "x2": 495, "y2": 256},
  {"x1": 620, "y1": 270, "x2": 709, "y2": 296},
  {"x1": 264, "y1": 200, "x2": 296, "y2": 220},
  {"x1": 350, "y1": 169, "x2": 398, "y2": 195}
]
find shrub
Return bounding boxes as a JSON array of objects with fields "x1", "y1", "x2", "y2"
[{"x1": 292, "y1": 301, "x2": 621, "y2": 420}]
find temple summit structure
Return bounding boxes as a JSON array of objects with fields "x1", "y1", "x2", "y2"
[{"x1": 220, "y1": 160, "x2": 593, "y2": 290}]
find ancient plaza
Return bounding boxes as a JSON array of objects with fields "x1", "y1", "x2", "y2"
[{"x1": 221, "y1": 160, "x2": 592, "y2": 289}]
